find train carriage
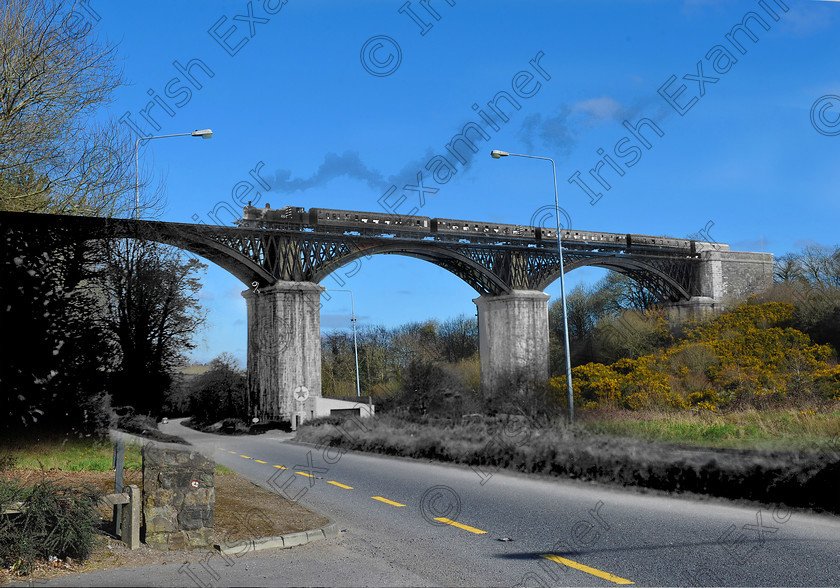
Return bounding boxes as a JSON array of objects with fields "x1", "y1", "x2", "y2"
[
  {"x1": 626, "y1": 233, "x2": 693, "y2": 251},
  {"x1": 310, "y1": 208, "x2": 431, "y2": 234},
  {"x1": 432, "y1": 218, "x2": 536, "y2": 240},
  {"x1": 540, "y1": 228, "x2": 627, "y2": 248}
]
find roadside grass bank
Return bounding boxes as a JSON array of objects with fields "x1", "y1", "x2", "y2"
[
  {"x1": 0, "y1": 435, "x2": 142, "y2": 472},
  {"x1": 578, "y1": 407, "x2": 840, "y2": 450},
  {"x1": 296, "y1": 410, "x2": 840, "y2": 514}
]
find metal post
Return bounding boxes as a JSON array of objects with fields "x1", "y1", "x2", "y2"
[
  {"x1": 490, "y1": 150, "x2": 575, "y2": 424},
  {"x1": 351, "y1": 296, "x2": 361, "y2": 398},
  {"x1": 134, "y1": 138, "x2": 141, "y2": 220},
  {"x1": 113, "y1": 439, "x2": 125, "y2": 535},
  {"x1": 324, "y1": 288, "x2": 361, "y2": 397},
  {"x1": 549, "y1": 160, "x2": 575, "y2": 425}
]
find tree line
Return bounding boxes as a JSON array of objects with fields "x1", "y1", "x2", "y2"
[{"x1": 321, "y1": 314, "x2": 479, "y2": 397}]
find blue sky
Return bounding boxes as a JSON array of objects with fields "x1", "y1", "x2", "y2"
[{"x1": 87, "y1": 0, "x2": 839, "y2": 366}]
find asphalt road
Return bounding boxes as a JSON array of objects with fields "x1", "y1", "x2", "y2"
[
  {"x1": 37, "y1": 420, "x2": 840, "y2": 587},
  {"x1": 140, "y1": 419, "x2": 840, "y2": 587}
]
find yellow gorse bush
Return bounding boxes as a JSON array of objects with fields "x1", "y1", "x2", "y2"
[
  {"x1": 814, "y1": 366, "x2": 840, "y2": 400},
  {"x1": 556, "y1": 303, "x2": 838, "y2": 411}
]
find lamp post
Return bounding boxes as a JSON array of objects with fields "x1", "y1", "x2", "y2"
[
  {"x1": 134, "y1": 129, "x2": 213, "y2": 219},
  {"x1": 323, "y1": 288, "x2": 361, "y2": 398},
  {"x1": 490, "y1": 149, "x2": 575, "y2": 425}
]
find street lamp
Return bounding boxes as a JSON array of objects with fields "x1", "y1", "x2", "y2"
[
  {"x1": 323, "y1": 288, "x2": 361, "y2": 398},
  {"x1": 134, "y1": 129, "x2": 213, "y2": 219},
  {"x1": 490, "y1": 149, "x2": 575, "y2": 425}
]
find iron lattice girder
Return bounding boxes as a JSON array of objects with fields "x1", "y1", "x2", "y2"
[
  {"x1": 0, "y1": 212, "x2": 702, "y2": 300},
  {"x1": 219, "y1": 229, "x2": 702, "y2": 299}
]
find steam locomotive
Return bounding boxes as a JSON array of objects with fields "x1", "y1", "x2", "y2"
[{"x1": 237, "y1": 204, "x2": 697, "y2": 252}]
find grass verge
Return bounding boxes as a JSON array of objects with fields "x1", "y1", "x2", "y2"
[
  {"x1": 0, "y1": 436, "x2": 142, "y2": 472},
  {"x1": 577, "y1": 407, "x2": 840, "y2": 450},
  {"x1": 297, "y1": 410, "x2": 840, "y2": 514}
]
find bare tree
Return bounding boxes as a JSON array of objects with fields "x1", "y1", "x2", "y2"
[
  {"x1": 797, "y1": 245, "x2": 840, "y2": 289},
  {"x1": 774, "y1": 253, "x2": 802, "y2": 284},
  {"x1": 0, "y1": 0, "x2": 161, "y2": 216},
  {"x1": 600, "y1": 271, "x2": 660, "y2": 312},
  {"x1": 96, "y1": 239, "x2": 207, "y2": 414}
]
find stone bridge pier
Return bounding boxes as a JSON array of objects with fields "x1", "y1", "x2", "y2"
[
  {"x1": 243, "y1": 281, "x2": 323, "y2": 425},
  {"x1": 473, "y1": 290, "x2": 550, "y2": 395}
]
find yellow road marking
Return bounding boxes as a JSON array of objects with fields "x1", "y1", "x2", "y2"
[
  {"x1": 273, "y1": 465, "x2": 286, "y2": 470},
  {"x1": 227, "y1": 451, "x2": 237, "y2": 454},
  {"x1": 541, "y1": 554, "x2": 634, "y2": 585},
  {"x1": 433, "y1": 517, "x2": 487, "y2": 534},
  {"x1": 327, "y1": 481, "x2": 353, "y2": 489},
  {"x1": 296, "y1": 471, "x2": 315, "y2": 478},
  {"x1": 239, "y1": 455, "x2": 251, "y2": 459},
  {"x1": 371, "y1": 496, "x2": 405, "y2": 507},
  {"x1": 254, "y1": 460, "x2": 267, "y2": 464}
]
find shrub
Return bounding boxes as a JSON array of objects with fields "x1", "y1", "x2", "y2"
[
  {"x1": 488, "y1": 374, "x2": 563, "y2": 422},
  {"x1": 396, "y1": 357, "x2": 472, "y2": 419},
  {"x1": 815, "y1": 367, "x2": 840, "y2": 401},
  {"x1": 220, "y1": 418, "x2": 249, "y2": 434},
  {"x1": 593, "y1": 309, "x2": 673, "y2": 363},
  {"x1": 563, "y1": 302, "x2": 840, "y2": 412},
  {"x1": 0, "y1": 479, "x2": 101, "y2": 575},
  {"x1": 188, "y1": 354, "x2": 247, "y2": 426},
  {"x1": 568, "y1": 363, "x2": 621, "y2": 407}
]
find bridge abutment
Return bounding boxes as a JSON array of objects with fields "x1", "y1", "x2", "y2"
[
  {"x1": 665, "y1": 248, "x2": 774, "y2": 318},
  {"x1": 243, "y1": 281, "x2": 323, "y2": 425},
  {"x1": 473, "y1": 290, "x2": 550, "y2": 395},
  {"x1": 697, "y1": 249, "x2": 774, "y2": 301}
]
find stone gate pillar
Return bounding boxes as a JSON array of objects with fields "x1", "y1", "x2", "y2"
[
  {"x1": 243, "y1": 281, "x2": 323, "y2": 425},
  {"x1": 473, "y1": 290, "x2": 550, "y2": 394}
]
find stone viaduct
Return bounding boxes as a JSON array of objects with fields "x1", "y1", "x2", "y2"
[{"x1": 0, "y1": 211, "x2": 773, "y2": 425}]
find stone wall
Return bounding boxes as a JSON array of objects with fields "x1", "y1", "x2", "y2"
[{"x1": 142, "y1": 446, "x2": 215, "y2": 551}]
